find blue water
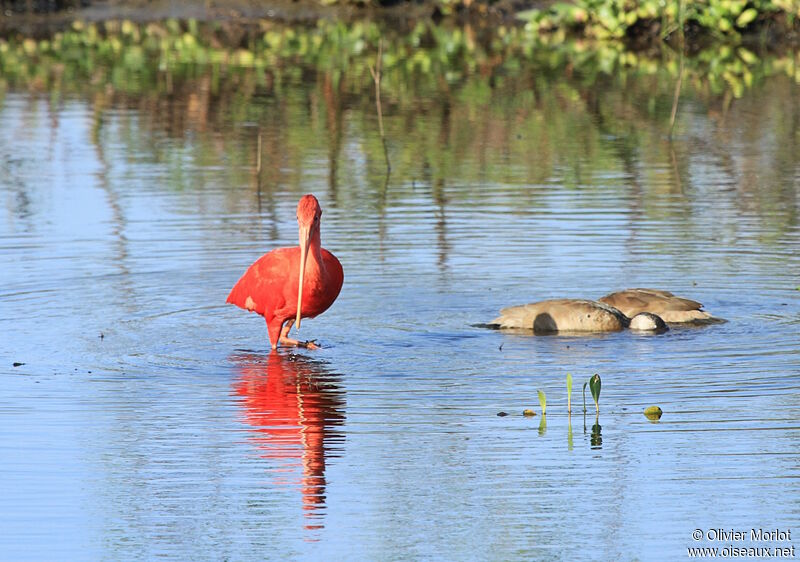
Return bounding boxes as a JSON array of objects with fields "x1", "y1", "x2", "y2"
[{"x1": 1, "y1": 78, "x2": 799, "y2": 560}]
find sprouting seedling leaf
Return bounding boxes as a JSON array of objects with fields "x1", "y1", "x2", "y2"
[
  {"x1": 589, "y1": 373, "x2": 601, "y2": 415},
  {"x1": 566, "y1": 373, "x2": 573, "y2": 413},
  {"x1": 582, "y1": 381, "x2": 588, "y2": 413},
  {"x1": 538, "y1": 389, "x2": 547, "y2": 416}
]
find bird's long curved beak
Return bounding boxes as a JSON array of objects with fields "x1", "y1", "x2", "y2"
[{"x1": 296, "y1": 225, "x2": 312, "y2": 329}]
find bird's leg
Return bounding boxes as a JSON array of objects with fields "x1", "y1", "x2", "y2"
[{"x1": 278, "y1": 320, "x2": 319, "y2": 349}]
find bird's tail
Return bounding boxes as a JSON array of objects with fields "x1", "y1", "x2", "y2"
[{"x1": 226, "y1": 277, "x2": 253, "y2": 311}]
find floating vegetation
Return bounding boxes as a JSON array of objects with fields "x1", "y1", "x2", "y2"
[
  {"x1": 537, "y1": 390, "x2": 547, "y2": 416},
  {"x1": 644, "y1": 405, "x2": 663, "y2": 420},
  {"x1": 523, "y1": 408, "x2": 536, "y2": 417}
]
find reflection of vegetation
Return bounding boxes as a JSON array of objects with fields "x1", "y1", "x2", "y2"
[
  {"x1": 590, "y1": 417, "x2": 602, "y2": 448},
  {"x1": 0, "y1": 19, "x2": 797, "y2": 237},
  {"x1": 566, "y1": 373, "x2": 572, "y2": 414}
]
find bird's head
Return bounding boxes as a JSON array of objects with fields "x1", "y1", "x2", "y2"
[
  {"x1": 295, "y1": 194, "x2": 323, "y2": 329},
  {"x1": 296, "y1": 194, "x2": 322, "y2": 230}
]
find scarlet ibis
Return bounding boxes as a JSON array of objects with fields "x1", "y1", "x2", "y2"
[{"x1": 227, "y1": 194, "x2": 343, "y2": 349}]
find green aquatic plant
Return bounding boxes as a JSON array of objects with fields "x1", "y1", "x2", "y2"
[
  {"x1": 519, "y1": 0, "x2": 797, "y2": 43},
  {"x1": 0, "y1": 17, "x2": 792, "y2": 107},
  {"x1": 583, "y1": 381, "x2": 587, "y2": 413},
  {"x1": 589, "y1": 374, "x2": 601, "y2": 415},
  {"x1": 582, "y1": 374, "x2": 602, "y2": 414},
  {"x1": 538, "y1": 389, "x2": 547, "y2": 416},
  {"x1": 566, "y1": 373, "x2": 573, "y2": 413},
  {"x1": 644, "y1": 405, "x2": 663, "y2": 420}
]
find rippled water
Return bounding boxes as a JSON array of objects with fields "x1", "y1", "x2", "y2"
[{"x1": 1, "y1": 57, "x2": 800, "y2": 560}]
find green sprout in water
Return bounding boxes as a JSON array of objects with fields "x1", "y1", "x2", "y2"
[
  {"x1": 566, "y1": 372, "x2": 573, "y2": 413},
  {"x1": 583, "y1": 380, "x2": 587, "y2": 413},
  {"x1": 538, "y1": 389, "x2": 547, "y2": 416},
  {"x1": 589, "y1": 374, "x2": 601, "y2": 415}
]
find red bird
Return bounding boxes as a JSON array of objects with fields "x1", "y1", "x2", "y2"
[{"x1": 227, "y1": 194, "x2": 343, "y2": 349}]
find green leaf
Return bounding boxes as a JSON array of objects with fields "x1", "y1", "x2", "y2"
[
  {"x1": 515, "y1": 8, "x2": 541, "y2": 21},
  {"x1": 583, "y1": 381, "x2": 588, "y2": 413},
  {"x1": 736, "y1": 47, "x2": 757, "y2": 65},
  {"x1": 538, "y1": 389, "x2": 547, "y2": 416},
  {"x1": 589, "y1": 374, "x2": 601, "y2": 414},
  {"x1": 736, "y1": 8, "x2": 758, "y2": 27}
]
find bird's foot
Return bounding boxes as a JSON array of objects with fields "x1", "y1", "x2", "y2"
[{"x1": 279, "y1": 336, "x2": 319, "y2": 350}]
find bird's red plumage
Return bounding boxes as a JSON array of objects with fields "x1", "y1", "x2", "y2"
[{"x1": 227, "y1": 195, "x2": 343, "y2": 348}]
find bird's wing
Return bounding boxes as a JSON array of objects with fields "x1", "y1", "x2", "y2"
[
  {"x1": 227, "y1": 248, "x2": 296, "y2": 316},
  {"x1": 599, "y1": 288, "x2": 703, "y2": 315}
]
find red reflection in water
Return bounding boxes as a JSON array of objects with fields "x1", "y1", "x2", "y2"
[{"x1": 232, "y1": 351, "x2": 345, "y2": 530}]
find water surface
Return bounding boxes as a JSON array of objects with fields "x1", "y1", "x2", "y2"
[{"x1": 1, "y1": 32, "x2": 800, "y2": 560}]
